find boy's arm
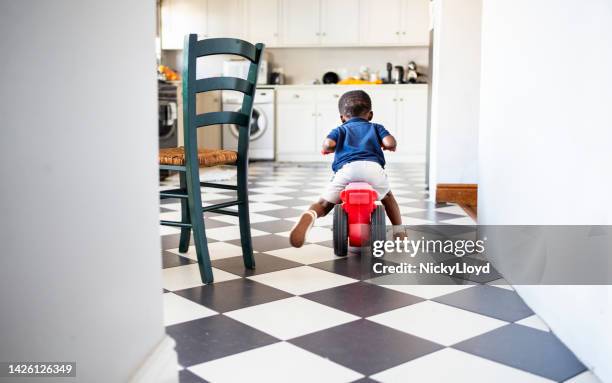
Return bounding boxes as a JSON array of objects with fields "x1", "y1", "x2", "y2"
[
  {"x1": 375, "y1": 124, "x2": 396, "y2": 151},
  {"x1": 322, "y1": 138, "x2": 336, "y2": 154},
  {"x1": 382, "y1": 135, "x2": 397, "y2": 152}
]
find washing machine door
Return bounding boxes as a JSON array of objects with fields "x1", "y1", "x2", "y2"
[{"x1": 229, "y1": 106, "x2": 267, "y2": 141}]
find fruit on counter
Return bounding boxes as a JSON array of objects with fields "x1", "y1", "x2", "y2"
[
  {"x1": 337, "y1": 77, "x2": 383, "y2": 85},
  {"x1": 158, "y1": 65, "x2": 180, "y2": 81}
]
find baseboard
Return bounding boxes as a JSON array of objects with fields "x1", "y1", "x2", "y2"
[
  {"x1": 436, "y1": 184, "x2": 478, "y2": 207},
  {"x1": 129, "y1": 335, "x2": 179, "y2": 383}
]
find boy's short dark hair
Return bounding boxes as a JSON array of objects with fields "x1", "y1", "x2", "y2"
[{"x1": 338, "y1": 90, "x2": 372, "y2": 118}]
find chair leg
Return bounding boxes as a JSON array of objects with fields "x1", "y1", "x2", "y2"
[
  {"x1": 186, "y1": 168, "x2": 214, "y2": 284},
  {"x1": 178, "y1": 172, "x2": 191, "y2": 253},
  {"x1": 237, "y1": 161, "x2": 255, "y2": 269}
]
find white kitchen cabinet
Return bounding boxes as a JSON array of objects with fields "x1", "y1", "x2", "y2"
[
  {"x1": 320, "y1": 0, "x2": 361, "y2": 46},
  {"x1": 359, "y1": 0, "x2": 403, "y2": 46},
  {"x1": 245, "y1": 0, "x2": 280, "y2": 46},
  {"x1": 206, "y1": 0, "x2": 244, "y2": 39},
  {"x1": 276, "y1": 89, "x2": 318, "y2": 160},
  {"x1": 281, "y1": 0, "x2": 321, "y2": 46},
  {"x1": 401, "y1": 0, "x2": 430, "y2": 46},
  {"x1": 397, "y1": 87, "x2": 427, "y2": 156},
  {"x1": 161, "y1": 0, "x2": 207, "y2": 49},
  {"x1": 276, "y1": 85, "x2": 428, "y2": 163}
]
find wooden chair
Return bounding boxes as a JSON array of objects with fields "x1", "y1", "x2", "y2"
[{"x1": 159, "y1": 35, "x2": 265, "y2": 283}]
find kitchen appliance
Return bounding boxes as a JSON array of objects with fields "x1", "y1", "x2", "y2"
[
  {"x1": 222, "y1": 89, "x2": 275, "y2": 160},
  {"x1": 322, "y1": 71, "x2": 340, "y2": 84},
  {"x1": 269, "y1": 69, "x2": 285, "y2": 85},
  {"x1": 386, "y1": 62, "x2": 393, "y2": 83},
  {"x1": 392, "y1": 65, "x2": 405, "y2": 84},
  {"x1": 158, "y1": 80, "x2": 178, "y2": 180},
  {"x1": 406, "y1": 61, "x2": 419, "y2": 83},
  {"x1": 223, "y1": 59, "x2": 268, "y2": 85},
  {"x1": 158, "y1": 80, "x2": 178, "y2": 149}
]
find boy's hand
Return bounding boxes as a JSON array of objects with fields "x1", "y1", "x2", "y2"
[{"x1": 322, "y1": 138, "x2": 336, "y2": 155}]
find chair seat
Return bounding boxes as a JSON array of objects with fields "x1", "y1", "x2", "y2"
[{"x1": 159, "y1": 147, "x2": 238, "y2": 167}]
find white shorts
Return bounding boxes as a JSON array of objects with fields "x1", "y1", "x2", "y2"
[{"x1": 321, "y1": 161, "x2": 391, "y2": 204}]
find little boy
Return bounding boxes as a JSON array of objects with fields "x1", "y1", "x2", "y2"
[{"x1": 289, "y1": 90, "x2": 405, "y2": 248}]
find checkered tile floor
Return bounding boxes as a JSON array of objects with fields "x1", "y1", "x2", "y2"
[{"x1": 160, "y1": 163, "x2": 597, "y2": 383}]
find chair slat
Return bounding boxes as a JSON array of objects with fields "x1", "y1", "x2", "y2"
[
  {"x1": 194, "y1": 111, "x2": 249, "y2": 128},
  {"x1": 194, "y1": 77, "x2": 254, "y2": 95},
  {"x1": 193, "y1": 38, "x2": 257, "y2": 62}
]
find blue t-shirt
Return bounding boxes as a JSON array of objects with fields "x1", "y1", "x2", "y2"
[{"x1": 327, "y1": 117, "x2": 390, "y2": 172}]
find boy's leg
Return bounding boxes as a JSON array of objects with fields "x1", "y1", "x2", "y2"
[
  {"x1": 289, "y1": 198, "x2": 335, "y2": 248},
  {"x1": 381, "y1": 191, "x2": 406, "y2": 238}
]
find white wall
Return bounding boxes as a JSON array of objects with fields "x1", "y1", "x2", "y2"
[
  {"x1": 0, "y1": 1, "x2": 175, "y2": 382},
  {"x1": 479, "y1": 0, "x2": 612, "y2": 381},
  {"x1": 429, "y1": 0, "x2": 481, "y2": 192}
]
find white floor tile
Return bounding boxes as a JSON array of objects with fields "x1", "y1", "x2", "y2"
[
  {"x1": 266, "y1": 244, "x2": 340, "y2": 265},
  {"x1": 367, "y1": 301, "x2": 507, "y2": 346},
  {"x1": 167, "y1": 242, "x2": 251, "y2": 261},
  {"x1": 371, "y1": 348, "x2": 554, "y2": 383},
  {"x1": 248, "y1": 193, "x2": 293, "y2": 202},
  {"x1": 564, "y1": 371, "x2": 603, "y2": 383},
  {"x1": 276, "y1": 227, "x2": 332, "y2": 244},
  {"x1": 209, "y1": 212, "x2": 279, "y2": 225},
  {"x1": 205, "y1": 226, "x2": 268, "y2": 241},
  {"x1": 378, "y1": 284, "x2": 475, "y2": 300},
  {"x1": 401, "y1": 216, "x2": 436, "y2": 225},
  {"x1": 399, "y1": 206, "x2": 427, "y2": 214},
  {"x1": 162, "y1": 264, "x2": 240, "y2": 290},
  {"x1": 225, "y1": 297, "x2": 359, "y2": 340},
  {"x1": 435, "y1": 204, "x2": 468, "y2": 216},
  {"x1": 163, "y1": 293, "x2": 217, "y2": 326},
  {"x1": 159, "y1": 225, "x2": 181, "y2": 235},
  {"x1": 515, "y1": 315, "x2": 550, "y2": 332},
  {"x1": 188, "y1": 342, "x2": 363, "y2": 383},
  {"x1": 250, "y1": 186, "x2": 297, "y2": 194},
  {"x1": 248, "y1": 266, "x2": 357, "y2": 295}
]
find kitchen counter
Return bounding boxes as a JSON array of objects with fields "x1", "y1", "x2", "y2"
[{"x1": 258, "y1": 83, "x2": 427, "y2": 89}]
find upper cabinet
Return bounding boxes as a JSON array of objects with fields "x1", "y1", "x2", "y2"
[
  {"x1": 206, "y1": 0, "x2": 244, "y2": 39},
  {"x1": 360, "y1": 0, "x2": 404, "y2": 46},
  {"x1": 245, "y1": 0, "x2": 281, "y2": 46},
  {"x1": 281, "y1": 0, "x2": 321, "y2": 46},
  {"x1": 160, "y1": 0, "x2": 429, "y2": 49},
  {"x1": 320, "y1": 0, "x2": 360, "y2": 46}
]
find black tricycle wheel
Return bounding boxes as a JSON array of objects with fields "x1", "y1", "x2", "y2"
[
  {"x1": 333, "y1": 205, "x2": 348, "y2": 256},
  {"x1": 369, "y1": 205, "x2": 387, "y2": 249}
]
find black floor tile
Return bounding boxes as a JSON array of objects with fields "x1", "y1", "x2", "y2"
[
  {"x1": 453, "y1": 324, "x2": 586, "y2": 381},
  {"x1": 254, "y1": 208, "x2": 303, "y2": 219},
  {"x1": 179, "y1": 369, "x2": 208, "y2": 383},
  {"x1": 433, "y1": 285, "x2": 533, "y2": 322},
  {"x1": 227, "y1": 234, "x2": 293, "y2": 252},
  {"x1": 166, "y1": 315, "x2": 279, "y2": 367},
  {"x1": 249, "y1": 220, "x2": 297, "y2": 234},
  {"x1": 174, "y1": 278, "x2": 292, "y2": 313},
  {"x1": 162, "y1": 250, "x2": 196, "y2": 269},
  {"x1": 301, "y1": 282, "x2": 423, "y2": 317},
  {"x1": 310, "y1": 255, "x2": 399, "y2": 281},
  {"x1": 161, "y1": 233, "x2": 218, "y2": 251},
  {"x1": 212, "y1": 254, "x2": 301, "y2": 277},
  {"x1": 272, "y1": 198, "x2": 315, "y2": 207},
  {"x1": 290, "y1": 319, "x2": 443, "y2": 376}
]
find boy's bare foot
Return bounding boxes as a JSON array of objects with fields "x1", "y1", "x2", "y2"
[{"x1": 289, "y1": 210, "x2": 317, "y2": 247}]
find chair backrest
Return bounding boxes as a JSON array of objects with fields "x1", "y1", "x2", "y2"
[{"x1": 181, "y1": 34, "x2": 265, "y2": 166}]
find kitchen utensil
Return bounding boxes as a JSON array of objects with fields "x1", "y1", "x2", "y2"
[
  {"x1": 392, "y1": 65, "x2": 405, "y2": 84},
  {"x1": 322, "y1": 71, "x2": 340, "y2": 84}
]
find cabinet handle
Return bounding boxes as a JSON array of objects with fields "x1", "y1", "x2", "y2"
[
  {"x1": 393, "y1": 98, "x2": 397, "y2": 101},
  {"x1": 316, "y1": 32, "x2": 320, "y2": 36},
  {"x1": 312, "y1": 113, "x2": 316, "y2": 116},
  {"x1": 402, "y1": 31, "x2": 406, "y2": 35},
  {"x1": 322, "y1": 32, "x2": 326, "y2": 36},
  {"x1": 273, "y1": 32, "x2": 278, "y2": 37},
  {"x1": 400, "y1": 98, "x2": 404, "y2": 101},
  {"x1": 395, "y1": 31, "x2": 400, "y2": 35},
  {"x1": 293, "y1": 94, "x2": 300, "y2": 98},
  {"x1": 333, "y1": 94, "x2": 339, "y2": 98}
]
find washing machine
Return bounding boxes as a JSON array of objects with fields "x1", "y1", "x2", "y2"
[{"x1": 222, "y1": 88, "x2": 275, "y2": 160}]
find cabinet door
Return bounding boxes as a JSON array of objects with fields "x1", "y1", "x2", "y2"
[
  {"x1": 320, "y1": 0, "x2": 360, "y2": 46},
  {"x1": 246, "y1": 0, "x2": 280, "y2": 46},
  {"x1": 281, "y1": 0, "x2": 321, "y2": 46},
  {"x1": 277, "y1": 100, "x2": 317, "y2": 159},
  {"x1": 206, "y1": 0, "x2": 243, "y2": 38},
  {"x1": 316, "y1": 104, "x2": 342, "y2": 163},
  {"x1": 359, "y1": 0, "x2": 402, "y2": 45},
  {"x1": 368, "y1": 88, "x2": 401, "y2": 162},
  {"x1": 161, "y1": 0, "x2": 207, "y2": 49},
  {"x1": 401, "y1": 0, "x2": 430, "y2": 46},
  {"x1": 397, "y1": 87, "x2": 427, "y2": 159}
]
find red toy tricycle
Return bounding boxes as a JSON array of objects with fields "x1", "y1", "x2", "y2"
[{"x1": 333, "y1": 182, "x2": 387, "y2": 256}]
